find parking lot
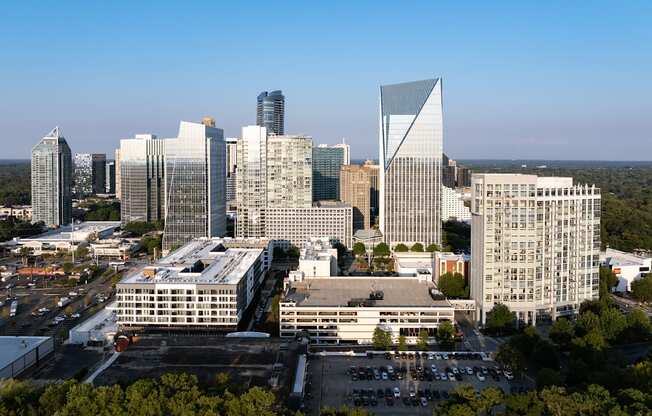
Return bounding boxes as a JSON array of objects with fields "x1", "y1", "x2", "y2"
[{"x1": 306, "y1": 351, "x2": 527, "y2": 415}]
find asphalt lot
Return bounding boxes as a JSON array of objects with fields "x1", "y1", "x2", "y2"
[{"x1": 305, "y1": 352, "x2": 521, "y2": 416}]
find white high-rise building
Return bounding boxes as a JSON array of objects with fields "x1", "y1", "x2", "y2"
[
  {"x1": 31, "y1": 127, "x2": 72, "y2": 227},
  {"x1": 236, "y1": 126, "x2": 268, "y2": 239},
  {"x1": 267, "y1": 135, "x2": 313, "y2": 208},
  {"x1": 379, "y1": 79, "x2": 443, "y2": 247},
  {"x1": 470, "y1": 174, "x2": 601, "y2": 325},
  {"x1": 442, "y1": 186, "x2": 471, "y2": 222},
  {"x1": 163, "y1": 121, "x2": 226, "y2": 251},
  {"x1": 333, "y1": 142, "x2": 350, "y2": 165}
]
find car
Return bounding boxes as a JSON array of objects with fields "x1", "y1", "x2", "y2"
[
  {"x1": 71, "y1": 312, "x2": 80, "y2": 318},
  {"x1": 481, "y1": 366, "x2": 488, "y2": 374},
  {"x1": 466, "y1": 367, "x2": 473, "y2": 375},
  {"x1": 387, "y1": 365, "x2": 394, "y2": 374},
  {"x1": 420, "y1": 397, "x2": 428, "y2": 407},
  {"x1": 400, "y1": 352, "x2": 407, "y2": 359},
  {"x1": 409, "y1": 386, "x2": 416, "y2": 397},
  {"x1": 435, "y1": 353, "x2": 442, "y2": 360},
  {"x1": 396, "y1": 372, "x2": 403, "y2": 380},
  {"x1": 427, "y1": 352, "x2": 435, "y2": 360},
  {"x1": 455, "y1": 373, "x2": 463, "y2": 381},
  {"x1": 435, "y1": 373, "x2": 441, "y2": 380},
  {"x1": 68, "y1": 291, "x2": 78, "y2": 297},
  {"x1": 431, "y1": 364, "x2": 437, "y2": 372},
  {"x1": 452, "y1": 367, "x2": 459, "y2": 374},
  {"x1": 447, "y1": 372, "x2": 455, "y2": 380},
  {"x1": 393, "y1": 387, "x2": 400, "y2": 398},
  {"x1": 504, "y1": 370, "x2": 514, "y2": 380},
  {"x1": 476, "y1": 372, "x2": 486, "y2": 381},
  {"x1": 384, "y1": 352, "x2": 392, "y2": 360},
  {"x1": 381, "y1": 372, "x2": 388, "y2": 380},
  {"x1": 385, "y1": 397, "x2": 394, "y2": 406}
]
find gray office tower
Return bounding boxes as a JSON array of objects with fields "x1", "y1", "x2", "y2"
[
  {"x1": 163, "y1": 121, "x2": 226, "y2": 251},
  {"x1": 312, "y1": 145, "x2": 345, "y2": 201},
  {"x1": 31, "y1": 127, "x2": 72, "y2": 227},
  {"x1": 105, "y1": 161, "x2": 116, "y2": 194},
  {"x1": 256, "y1": 90, "x2": 285, "y2": 135}
]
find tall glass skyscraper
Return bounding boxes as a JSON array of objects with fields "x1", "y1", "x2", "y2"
[
  {"x1": 379, "y1": 78, "x2": 443, "y2": 246},
  {"x1": 31, "y1": 127, "x2": 72, "y2": 227},
  {"x1": 119, "y1": 134, "x2": 165, "y2": 224},
  {"x1": 72, "y1": 153, "x2": 106, "y2": 197},
  {"x1": 312, "y1": 144, "x2": 345, "y2": 201},
  {"x1": 163, "y1": 121, "x2": 226, "y2": 251},
  {"x1": 256, "y1": 90, "x2": 285, "y2": 135}
]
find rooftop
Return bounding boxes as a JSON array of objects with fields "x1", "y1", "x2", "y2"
[
  {"x1": 20, "y1": 221, "x2": 120, "y2": 242},
  {"x1": 602, "y1": 248, "x2": 651, "y2": 266},
  {"x1": 283, "y1": 277, "x2": 451, "y2": 308},
  {"x1": 0, "y1": 336, "x2": 51, "y2": 370},
  {"x1": 301, "y1": 238, "x2": 336, "y2": 262},
  {"x1": 120, "y1": 238, "x2": 263, "y2": 286}
]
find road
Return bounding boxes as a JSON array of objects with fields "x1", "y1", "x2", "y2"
[{"x1": 610, "y1": 294, "x2": 652, "y2": 318}]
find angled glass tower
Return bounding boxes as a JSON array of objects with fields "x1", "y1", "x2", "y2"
[
  {"x1": 31, "y1": 127, "x2": 72, "y2": 227},
  {"x1": 256, "y1": 90, "x2": 285, "y2": 135},
  {"x1": 379, "y1": 78, "x2": 443, "y2": 246}
]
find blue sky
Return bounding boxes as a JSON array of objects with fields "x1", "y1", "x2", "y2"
[{"x1": 1, "y1": 1, "x2": 650, "y2": 160}]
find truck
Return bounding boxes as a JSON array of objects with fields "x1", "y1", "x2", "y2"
[
  {"x1": 9, "y1": 300, "x2": 18, "y2": 317},
  {"x1": 57, "y1": 297, "x2": 71, "y2": 308}
]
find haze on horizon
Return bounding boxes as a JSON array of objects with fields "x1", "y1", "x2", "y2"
[{"x1": 0, "y1": 1, "x2": 650, "y2": 161}]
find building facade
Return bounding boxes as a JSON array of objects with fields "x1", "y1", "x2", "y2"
[
  {"x1": 225, "y1": 137, "x2": 238, "y2": 209},
  {"x1": 470, "y1": 174, "x2": 601, "y2": 325},
  {"x1": 601, "y1": 249, "x2": 652, "y2": 293},
  {"x1": 265, "y1": 201, "x2": 353, "y2": 248},
  {"x1": 379, "y1": 78, "x2": 442, "y2": 246},
  {"x1": 339, "y1": 164, "x2": 373, "y2": 231},
  {"x1": 267, "y1": 135, "x2": 313, "y2": 208},
  {"x1": 312, "y1": 145, "x2": 345, "y2": 201},
  {"x1": 236, "y1": 126, "x2": 268, "y2": 239},
  {"x1": 72, "y1": 153, "x2": 106, "y2": 197},
  {"x1": 119, "y1": 134, "x2": 165, "y2": 225},
  {"x1": 280, "y1": 276, "x2": 454, "y2": 345},
  {"x1": 256, "y1": 90, "x2": 285, "y2": 135},
  {"x1": 105, "y1": 161, "x2": 116, "y2": 194},
  {"x1": 115, "y1": 238, "x2": 271, "y2": 330},
  {"x1": 114, "y1": 149, "x2": 122, "y2": 199},
  {"x1": 31, "y1": 127, "x2": 72, "y2": 227},
  {"x1": 163, "y1": 121, "x2": 226, "y2": 251},
  {"x1": 442, "y1": 186, "x2": 471, "y2": 222}
]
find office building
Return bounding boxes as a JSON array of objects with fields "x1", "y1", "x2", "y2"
[
  {"x1": 115, "y1": 238, "x2": 271, "y2": 330},
  {"x1": 236, "y1": 126, "x2": 268, "y2": 239},
  {"x1": 379, "y1": 78, "x2": 443, "y2": 246},
  {"x1": 119, "y1": 134, "x2": 165, "y2": 225},
  {"x1": 457, "y1": 166, "x2": 472, "y2": 188},
  {"x1": 0, "y1": 336, "x2": 54, "y2": 379},
  {"x1": 163, "y1": 121, "x2": 226, "y2": 251},
  {"x1": 225, "y1": 137, "x2": 238, "y2": 208},
  {"x1": 31, "y1": 127, "x2": 72, "y2": 227},
  {"x1": 267, "y1": 135, "x2": 312, "y2": 208},
  {"x1": 470, "y1": 174, "x2": 601, "y2": 325},
  {"x1": 313, "y1": 144, "x2": 345, "y2": 201},
  {"x1": 256, "y1": 90, "x2": 285, "y2": 135},
  {"x1": 114, "y1": 149, "x2": 122, "y2": 199},
  {"x1": 280, "y1": 276, "x2": 454, "y2": 345},
  {"x1": 105, "y1": 161, "x2": 116, "y2": 194},
  {"x1": 364, "y1": 161, "x2": 380, "y2": 224},
  {"x1": 265, "y1": 201, "x2": 353, "y2": 248},
  {"x1": 442, "y1": 186, "x2": 471, "y2": 222},
  {"x1": 601, "y1": 249, "x2": 652, "y2": 293},
  {"x1": 12, "y1": 221, "x2": 120, "y2": 256},
  {"x1": 334, "y1": 143, "x2": 350, "y2": 165},
  {"x1": 72, "y1": 153, "x2": 106, "y2": 197},
  {"x1": 295, "y1": 237, "x2": 338, "y2": 278},
  {"x1": 339, "y1": 164, "x2": 373, "y2": 231}
]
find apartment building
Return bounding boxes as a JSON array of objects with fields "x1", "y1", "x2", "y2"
[
  {"x1": 267, "y1": 135, "x2": 312, "y2": 208},
  {"x1": 280, "y1": 276, "x2": 454, "y2": 345},
  {"x1": 442, "y1": 186, "x2": 471, "y2": 222},
  {"x1": 115, "y1": 238, "x2": 272, "y2": 330},
  {"x1": 470, "y1": 174, "x2": 601, "y2": 325}
]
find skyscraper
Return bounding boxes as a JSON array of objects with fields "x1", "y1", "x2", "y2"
[
  {"x1": 312, "y1": 144, "x2": 345, "y2": 201},
  {"x1": 266, "y1": 135, "x2": 312, "y2": 208},
  {"x1": 163, "y1": 121, "x2": 226, "y2": 251},
  {"x1": 256, "y1": 90, "x2": 285, "y2": 135},
  {"x1": 339, "y1": 164, "x2": 373, "y2": 231},
  {"x1": 72, "y1": 153, "x2": 106, "y2": 197},
  {"x1": 105, "y1": 161, "x2": 116, "y2": 194},
  {"x1": 379, "y1": 78, "x2": 443, "y2": 246},
  {"x1": 236, "y1": 126, "x2": 268, "y2": 239},
  {"x1": 225, "y1": 137, "x2": 238, "y2": 208},
  {"x1": 31, "y1": 127, "x2": 72, "y2": 227},
  {"x1": 470, "y1": 174, "x2": 601, "y2": 324},
  {"x1": 114, "y1": 149, "x2": 122, "y2": 199},
  {"x1": 119, "y1": 134, "x2": 165, "y2": 224}
]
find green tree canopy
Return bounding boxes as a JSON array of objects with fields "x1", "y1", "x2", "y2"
[
  {"x1": 410, "y1": 243, "x2": 424, "y2": 252},
  {"x1": 485, "y1": 304, "x2": 515, "y2": 335},
  {"x1": 417, "y1": 329, "x2": 429, "y2": 350},
  {"x1": 425, "y1": 243, "x2": 440, "y2": 252},
  {"x1": 438, "y1": 272, "x2": 469, "y2": 298},
  {"x1": 372, "y1": 327, "x2": 392, "y2": 350},
  {"x1": 352, "y1": 242, "x2": 366, "y2": 257},
  {"x1": 436, "y1": 321, "x2": 455, "y2": 346},
  {"x1": 397, "y1": 335, "x2": 407, "y2": 351},
  {"x1": 393, "y1": 243, "x2": 408, "y2": 252},
  {"x1": 549, "y1": 317, "x2": 574, "y2": 350},
  {"x1": 631, "y1": 274, "x2": 652, "y2": 302},
  {"x1": 372, "y1": 242, "x2": 390, "y2": 258}
]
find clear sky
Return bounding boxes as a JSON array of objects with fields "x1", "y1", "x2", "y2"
[{"x1": 1, "y1": 1, "x2": 651, "y2": 160}]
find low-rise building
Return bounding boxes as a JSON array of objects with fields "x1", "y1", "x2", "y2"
[
  {"x1": 297, "y1": 238, "x2": 338, "y2": 278},
  {"x1": 115, "y1": 238, "x2": 271, "y2": 331},
  {"x1": 0, "y1": 206, "x2": 33, "y2": 221},
  {"x1": 90, "y1": 239, "x2": 140, "y2": 260},
  {"x1": 601, "y1": 248, "x2": 652, "y2": 292},
  {"x1": 393, "y1": 251, "x2": 435, "y2": 277},
  {"x1": 68, "y1": 304, "x2": 118, "y2": 346},
  {"x1": 280, "y1": 276, "x2": 454, "y2": 345},
  {"x1": 11, "y1": 221, "x2": 120, "y2": 255},
  {"x1": 265, "y1": 201, "x2": 353, "y2": 249},
  {"x1": 435, "y1": 252, "x2": 470, "y2": 282},
  {"x1": 0, "y1": 336, "x2": 54, "y2": 379}
]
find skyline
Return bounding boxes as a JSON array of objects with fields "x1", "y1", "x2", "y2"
[{"x1": 1, "y1": 1, "x2": 651, "y2": 160}]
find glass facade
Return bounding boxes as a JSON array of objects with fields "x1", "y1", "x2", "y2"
[
  {"x1": 31, "y1": 127, "x2": 72, "y2": 227},
  {"x1": 163, "y1": 122, "x2": 226, "y2": 251},
  {"x1": 119, "y1": 135, "x2": 165, "y2": 224},
  {"x1": 312, "y1": 146, "x2": 345, "y2": 201},
  {"x1": 379, "y1": 79, "x2": 442, "y2": 246},
  {"x1": 256, "y1": 90, "x2": 285, "y2": 135}
]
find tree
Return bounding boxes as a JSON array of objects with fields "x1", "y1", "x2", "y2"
[
  {"x1": 272, "y1": 246, "x2": 285, "y2": 259},
  {"x1": 598, "y1": 307, "x2": 627, "y2": 341},
  {"x1": 436, "y1": 321, "x2": 455, "y2": 346},
  {"x1": 622, "y1": 308, "x2": 652, "y2": 342},
  {"x1": 372, "y1": 327, "x2": 392, "y2": 350},
  {"x1": 397, "y1": 335, "x2": 407, "y2": 351},
  {"x1": 372, "y1": 242, "x2": 390, "y2": 258},
  {"x1": 576, "y1": 311, "x2": 600, "y2": 336},
  {"x1": 425, "y1": 243, "x2": 440, "y2": 252},
  {"x1": 64, "y1": 305, "x2": 74, "y2": 316},
  {"x1": 438, "y1": 272, "x2": 469, "y2": 298},
  {"x1": 495, "y1": 343, "x2": 525, "y2": 374},
  {"x1": 123, "y1": 221, "x2": 159, "y2": 236},
  {"x1": 599, "y1": 267, "x2": 619, "y2": 298},
  {"x1": 631, "y1": 274, "x2": 652, "y2": 302},
  {"x1": 352, "y1": 242, "x2": 366, "y2": 257},
  {"x1": 536, "y1": 368, "x2": 563, "y2": 390},
  {"x1": 74, "y1": 246, "x2": 89, "y2": 259},
  {"x1": 410, "y1": 243, "x2": 424, "y2": 252},
  {"x1": 393, "y1": 243, "x2": 408, "y2": 253},
  {"x1": 286, "y1": 245, "x2": 300, "y2": 258},
  {"x1": 63, "y1": 262, "x2": 74, "y2": 274},
  {"x1": 531, "y1": 340, "x2": 559, "y2": 370},
  {"x1": 485, "y1": 304, "x2": 515, "y2": 335},
  {"x1": 417, "y1": 329, "x2": 429, "y2": 350},
  {"x1": 549, "y1": 317, "x2": 574, "y2": 349}
]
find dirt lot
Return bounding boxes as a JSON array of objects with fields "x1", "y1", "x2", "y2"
[
  {"x1": 305, "y1": 352, "x2": 529, "y2": 416},
  {"x1": 94, "y1": 336, "x2": 299, "y2": 397}
]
